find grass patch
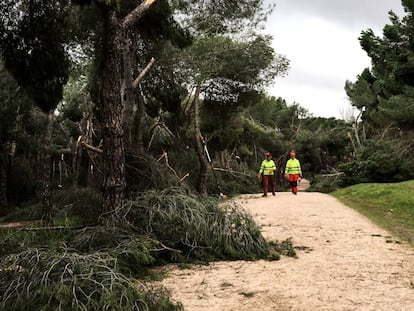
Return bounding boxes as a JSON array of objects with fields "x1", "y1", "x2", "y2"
[{"x1": 331, "y1": 180, "x2": 414, "y2": 246}]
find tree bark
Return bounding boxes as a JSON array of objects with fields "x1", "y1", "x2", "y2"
[
  {"x1": 75, "y1": 93, "x2": 94, "y2": 188},
  {"x1": 0, "y1": 143, "x2": 8, "y2": 209},
  {"x1": 121, "y1": 30, "x2": 137, "y2": 151},
  {"x1": 193, "y1": 83, "x2": 209, "y2": 196},
  {"x1": 132, "y1": 58, "x2": 156, "y2": 154},
  {"x1": 101, "y1": 10, "x2": 126, "y2": 221},
  {"x1": 41, "y1": 112, "x2": 54, "y2": 226},
  {"x1": 98, "y1": 0, "x2": 158, "y2": 222},
  {"x1": 134, "y1": 86, "x2": 146, "y2": 154}
]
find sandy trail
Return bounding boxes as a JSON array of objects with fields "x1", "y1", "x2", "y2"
[{"x1": 157, "y1": 189, "x2": 414, "y2": 310}]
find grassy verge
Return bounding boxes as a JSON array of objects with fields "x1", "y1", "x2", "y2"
[{"x1": 331, "y1": 180, "x2": 414, "y2": 246}]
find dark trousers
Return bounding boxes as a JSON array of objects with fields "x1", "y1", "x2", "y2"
[{"x1": 263, "y1": 175, "x2": 275, "y2": 195}]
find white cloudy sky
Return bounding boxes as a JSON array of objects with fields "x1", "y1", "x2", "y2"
[{"x1": 264, "y1": 0, "x2": 405, "y2": 119}]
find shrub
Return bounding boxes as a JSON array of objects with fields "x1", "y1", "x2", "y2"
[{"x1": 338, "y1": 139, "x2": 412, "y2": 186}]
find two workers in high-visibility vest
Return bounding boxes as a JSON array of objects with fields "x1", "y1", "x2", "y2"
[{"x1": 258, "y1": 150, "x2": 302, "y2": 196}]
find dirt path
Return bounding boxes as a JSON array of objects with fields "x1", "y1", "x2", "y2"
[{"x1": 157, "y1": 189, "x2": 414, "y2": 310}]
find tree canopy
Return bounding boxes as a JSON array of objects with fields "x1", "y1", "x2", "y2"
[{"x1": 344, "y1": 2, "x2": 414, "y2": 184}]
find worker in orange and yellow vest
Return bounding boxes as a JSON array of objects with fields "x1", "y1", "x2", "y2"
[
  {"x1": 284, "y1": 150, "x2": 302, "y2": 195},
  {"x1": 257, "y1": 152, "x2": 276, "y2": 197}
]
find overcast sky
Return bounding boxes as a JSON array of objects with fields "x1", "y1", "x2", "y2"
[{"x1": 264, "y1": 0, "x2": 406, "y2": 119}]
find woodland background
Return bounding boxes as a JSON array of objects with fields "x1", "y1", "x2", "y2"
[{"x1": 0, "y1": 0, "x2": 413, "y2": 310}]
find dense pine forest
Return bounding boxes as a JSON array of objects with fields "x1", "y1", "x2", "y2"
[{"x1": 0, "y1": 0, "x2": 413, "y2": 309}]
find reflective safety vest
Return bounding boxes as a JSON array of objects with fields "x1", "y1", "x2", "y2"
[
  {"x1": 285, "y1": 158, "x2": 302, "y2": 175},
  {"x1": 259, "y1": 159, "x2": 276, "y2": 175}
]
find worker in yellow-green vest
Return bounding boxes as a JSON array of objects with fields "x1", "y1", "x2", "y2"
[
  {"x1": 257, "y1": 152, "x2": 276, "y2": 197},
  {"x1": 284, "y1": 150, "x2": 302, "y2": 195}
]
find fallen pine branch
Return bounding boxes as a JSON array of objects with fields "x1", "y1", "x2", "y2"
[
  {"x1": 213, "y1": 167, "x2": 253, "y2": 178},
  {"x1": 20, "y1": 225, "x2": 95, "y2": 231}
]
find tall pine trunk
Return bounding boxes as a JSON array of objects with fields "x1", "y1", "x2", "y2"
[
  {"x1": 121, "y1": 31, "x2": 137, "y2": 153},
  {"x1": 41, "y1": 112, "x2": 53, "y2": 226},
  {"x1": 98, "y1": 0, "x2": 158, "y2": 222},
  {"x1": 193, "y1": 84, "x2": 209, "y2": 196},
  {"x1": 100, "y1": 10, "x2": 126, "y2": 221},
  {"x1": 75, "y1": 93, "x2": 94, "y2": 188}
]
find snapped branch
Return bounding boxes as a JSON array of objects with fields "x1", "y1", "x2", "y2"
[
  {"x1": 122, "y1": 0, "x2": 158, "y2": 29},
  {"x1": 132, "y1": 57, "x2": 156, "y2": 89}
]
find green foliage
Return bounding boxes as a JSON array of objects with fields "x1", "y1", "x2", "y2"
[
  {"x1": 6, "y1": 157, "x2": 38, "y2": 206},
  {"x1": 0, "y1": 61, "x2": 32, "y2": 138},
  {"x1": 181, "y1": 34, "x2": 287, "y2": 94},
  {"x1": 134, "y1": 0, "x2": 193, "y2": 49},
  {"x1": 268, "y1": 238, "x2": 297, "y2": 258},
  {"x1": 0, "y1": 248, "x2": 182, "y2": 311},
  {"x1": 125, "y1": 154, "x2": 194, "y2": 194},
  {"x1": 244, "y1": 96, "x2": 288, "y2": 128},
  {"x1": 59, "y1": 79, "x2": 85, "y2": 123},
  {"x1": 127, "y1": 187, "x2": 269, "y2": 261},
  {"x1": 347, "y1": 8, "x2": 414, "y2": 132},
  {"x1": 332, "y1": 180, "x2": 414, "y2": 245},
  {"x1": 177, "y1": 0, "x2": 270, "y2": 35},
  {"x1": 208, "y1": 169, "x2": 260, "y2": 196},
  {"x1": 52, "y1": 187, "x2": 102, "y2": 224},
  {"x1": 68, "y1": 226, "x2": 160, "y2": 277},
  {"x1": 339, "y1": 139, "x2": 413, "y2": 186},
  {"x1": 0, "y1": 0, "x2": 70, "y2": 112},
  {"x1": 3, "y1": 186, "x2": 101, "y2": 224},
  {"x1": 308, "y1": 174, "x2": 343, "y2": 193},
  {"x1": 343, "y1": 7, "x2": 414, "y2": 184}
]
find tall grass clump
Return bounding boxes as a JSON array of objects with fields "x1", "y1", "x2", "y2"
[
  {"x1": 0, "y1": 248, "x2": 182, "y2": 311},
  {"x1": 127, "y1": 187, "x2": 269, "y2": 261}
]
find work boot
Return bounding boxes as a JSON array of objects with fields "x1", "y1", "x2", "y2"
[
  {"x1": 272, "y1": 192, "x2": 275, "y2": 196},
  {"x1": 262, "y1": 194, "x2": 267, "y2": 197}
]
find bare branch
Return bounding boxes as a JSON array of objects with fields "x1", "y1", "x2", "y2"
[
  {"x1": 157, "y1": 150, "x2": 188, "y2": 181},
  {"x1": 347, "y1": 132, "x2": 357, "y2": 157},
  {"x1": 21, "y1": 225, "x2": 92, "y2": 231},
  {"x1": 132, "y1": 57, "x2": 156, "y2": 89},
  {"x1": 80, "y1": 136, "x2": 103, "y2": 154},
  {"x1": 213, "y1": 167, "x2": 253, "y2": 178}
]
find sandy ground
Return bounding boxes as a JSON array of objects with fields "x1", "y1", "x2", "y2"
[{"x1": 157, "y1": 182, "x2": 414, "y2": 310}]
